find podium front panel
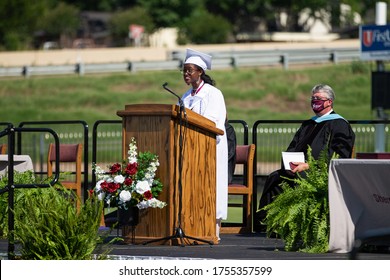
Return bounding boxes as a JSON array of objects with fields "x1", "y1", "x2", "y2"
[{"x1": 117, "y1": 104, "x2": 219, "y2": 244}]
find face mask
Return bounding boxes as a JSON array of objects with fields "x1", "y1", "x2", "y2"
[{"x1": 311, "y1": 99, "x2": 327, "y2": 113}]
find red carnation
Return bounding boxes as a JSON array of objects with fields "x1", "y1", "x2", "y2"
[
  {"x1": 143, "y1": 190, "x2": 153, "y2": 200},
  {"x1": 124, "y1": 177, "x2": 133, "y2": 186},
  {"x1": 100, "y1": 181, "x2": 110, "y2": 192},
  {"x1": 125, "y1": 162, "x2": 138, "y2": 175},
  {"x1": 109, "y1": 163, "x2": 121, "y2": 174},
  {"x1": 106, "y1": 182, "x2": 120, "y2": 193}
]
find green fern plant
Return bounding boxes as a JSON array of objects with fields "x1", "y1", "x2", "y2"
[
  {"x1": 13, "y1": 185, "x2": 104, "y2": 259},
  {"x1": 262, "y1": 147, "x2": 336, "y2": 253},
  {"x1": 0, "y1": 170, "x2": 36, "y2": 238}
]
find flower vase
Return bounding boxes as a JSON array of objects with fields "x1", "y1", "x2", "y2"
[{"x1": 117, "y1": 206, "x2": 139, "y2": 227}]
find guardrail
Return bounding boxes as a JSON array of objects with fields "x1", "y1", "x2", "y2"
[{"x1": 0, "y1": 47, "x2": 360, "y2": 78}]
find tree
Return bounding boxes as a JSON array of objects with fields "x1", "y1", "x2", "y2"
[
  {"x1": 109, "y1": 6, "x2": 155, "y2": 47},
  {"x1": 204, "y1": 0, "x2": 269, "y2": 34},
  {"x1": 0, "y1": 0, "x2": 50, "y2": 50},
  {"x1": 205, "y1": 0, "x2": 373, "y2": 34},
  {"x1": 0, "y1": 0, "x2": 382, "y2": 50},
  {"x1": 37, "y1": 2, "x2": 80, "y2": 48},
  {"x1": 180, "y1": 8, "x2": 232, "y2": 44},
  {"x1": 62, "y1": 0, "x2": 137, "y2": 11},
  {"x1": 136, "y1": 0, "x2": 198, "y2": 27}
]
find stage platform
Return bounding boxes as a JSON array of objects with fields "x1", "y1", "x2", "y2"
[{"x1": 3, "y1": 231, "x2": 388, "y2": 260}]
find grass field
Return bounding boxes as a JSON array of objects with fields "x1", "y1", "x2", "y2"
[{"x1": 0, "y1": 61, "x2": 384, "y2": 128}]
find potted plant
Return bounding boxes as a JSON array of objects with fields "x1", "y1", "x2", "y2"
[{"x1": 262, "y1": 147, "x2": 333, "y2": 253}]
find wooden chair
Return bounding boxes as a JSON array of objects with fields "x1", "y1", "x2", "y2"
[
  {"x1": 0, "y1": 144, "x2": 6, "y2": 154},
  {"x1": 221, "y1": 144, "x2": 256, "y2": 234},
  {"x1": 47, "y1": 143, "x2": 83, "y2": 209}
]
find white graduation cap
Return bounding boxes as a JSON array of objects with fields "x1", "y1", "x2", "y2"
[{"x1": 184, "y1": 48, "x2": 212, "y2": 71}]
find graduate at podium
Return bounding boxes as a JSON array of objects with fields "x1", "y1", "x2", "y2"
[{"x1": 180, "y1": 48, "x2": 228, "y2": 241}]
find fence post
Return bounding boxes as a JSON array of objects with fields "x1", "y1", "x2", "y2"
[
  {"x1": 128, "y1": 61, "x2": 135, "y2": 73},
  {"x1": 231, "y1": 56, "x2": 237, "y2": 69},
  {"x1": 331, "y1": 52, "x2": 338, "y2": 64},
  {"x1": 76, "y1": 63, "x2": 85, "y2": 76},
  {"x1": 22, "y1": 66, "x2": 30, "y2": 78},
  {"x1": 282, "y1": 54, "x2": 289, "y2": 70}
]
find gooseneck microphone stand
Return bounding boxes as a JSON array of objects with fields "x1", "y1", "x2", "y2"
[{"x1": 142, "y1": 83, "x2": 214, "y2": 246}]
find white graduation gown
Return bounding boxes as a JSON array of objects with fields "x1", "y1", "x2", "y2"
[{"x1": 181, "y1": 83, "x2": 228, "y2": 220}]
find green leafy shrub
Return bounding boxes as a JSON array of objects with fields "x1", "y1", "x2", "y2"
[
  {"x1": 0, "y1": 171, "x2": 36, "y2": 238},
  {"x1": 13, "y1": 185, "x2": 104, "y2": 260},
  {"x1": 180, "y1": 8, "x2": 232, "y2": 44},
  {"x1": 262, "y1": 147, "x2": 335, "y2": 253}
]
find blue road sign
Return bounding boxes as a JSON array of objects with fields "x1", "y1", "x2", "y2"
[{"x1": 360, "y1": 24, "x2": 390, "y2": 60}]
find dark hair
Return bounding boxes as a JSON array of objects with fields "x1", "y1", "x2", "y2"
[
  {"x1": 201, "y1": 72, "x2": 216, "y2": 86},
  {"x1": 195, "y1": 65, "x2": 216, "y2": 86}
]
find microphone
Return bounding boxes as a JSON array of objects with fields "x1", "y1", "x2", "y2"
[
  {"x1": 162, "y1": 82, "x2": 186, "y2": 116},
  {"x1": 163, "y1": 82, "x2": 181, "y2": 101}
]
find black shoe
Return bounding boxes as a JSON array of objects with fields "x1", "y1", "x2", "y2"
[{"x1": 254, "y1": 211, "x2": 267, "y2": 233}]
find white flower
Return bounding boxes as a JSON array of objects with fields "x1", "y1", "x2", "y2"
[
  {"x1": 127, "y1": 137, "x2": 138, "y2": 164},
  {"x1": 137, "y1": 198, "x2": 167, "y2": 209},
  {"x1": 95, "y1": 180, "x2": 106, "y2": 201},
  {"x1": 95, "y1": 180, "x2": 103, "y2": 190},
  {"x1": 137, "y1": 200, "x2": 149, "y2": 209},
  {"x1": 135, "y1": 180, "x2": 151, "y2": 194},
  {"x1": 119, "y1": 190, "x2": 132, "y2": 203},
  {"x1": 148, "y1": 198, "x2": 167, "y2": 208},
  {"x1": 114, "y1": 174, "x2": 125, "y2": 184},
  {"x1": 94, "y1": 165, "x2": 107, "y2": 180}
]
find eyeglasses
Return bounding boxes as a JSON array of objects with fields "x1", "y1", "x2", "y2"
[
  {"x1": 310, "y1": 97, "x2": 329, "y2": 101},
  {"x1": 181, "y1": 68, "x2": 198, "y2": 75}
]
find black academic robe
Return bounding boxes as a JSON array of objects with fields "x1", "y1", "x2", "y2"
[
  {"x1": 255, "y1": 112, "x2": 355, "y2": 230},
  {"x1": 225, "y1": 120, "x2": 237, "y2": 184},
  {"x1": 286, "y1": 112, "x2": 355, "y2": 160}
]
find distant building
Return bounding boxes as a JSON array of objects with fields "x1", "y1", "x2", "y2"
[
  {"x1": 78, "y1": 11, "x2": 112, "y2": 47},
  {"x1": 148, "y1": 28, "x2": 178, "y2": 48},
  {"x1": 236, "y1": 4, "x2": 362, "y2": 42}
]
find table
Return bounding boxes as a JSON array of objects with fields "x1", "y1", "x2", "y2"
[
  {"x1": 0, "y1": 154, "x2": 34, "y2": 176},
  {"x1": 328, "y1": 159, "x2": 390, "y2": 253},
  {"x1": 356, "y1": 152, "x2": 390, "y2": 159}
]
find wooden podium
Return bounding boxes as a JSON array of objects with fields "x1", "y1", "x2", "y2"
[{"x1": 117, "y1": 104, "x2": 223, "y2": 245}]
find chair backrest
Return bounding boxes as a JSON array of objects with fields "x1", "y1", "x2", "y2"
[
  {"x1": 233, "y1": 144, "x2": 256, "y2": 187},
  {"x1": 0, "y1": 144, "x2": 6, "y2": 154},
  {"x1": 223, "y1": 144, "x2": 256, "y2": 233},
  {"x1": 47, "y1": 143, "x2": 83, "y2": 208},
  {"x1": 47, "y1": 143, "x2": 83, "y2": 185}
]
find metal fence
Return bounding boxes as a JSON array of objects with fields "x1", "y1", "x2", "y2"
[
  {"x1": 2, "y1": 118, "x2": 389, "y2": 177},
  {"x1": 252, "y1": 120, "x2": 390, "y2": 175},
  {"x1": 0, "y1": 47, "x2": 360, "y2": 78}
]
